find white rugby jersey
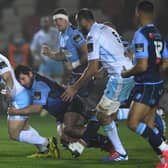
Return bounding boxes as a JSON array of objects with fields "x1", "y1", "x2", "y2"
[
  {"x1": 0, "y1": 54, "x2": 24, "y2": 97},
  {"x1": 87, "y1": 22, "x2": 133, "y2": 77}
]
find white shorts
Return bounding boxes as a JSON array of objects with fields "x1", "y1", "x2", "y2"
[{"x1": 96, "y1": 77, "x2": 134, "y2": 115}]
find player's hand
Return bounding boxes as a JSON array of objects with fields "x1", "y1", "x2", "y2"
[
  {"x1": 41, "y1": 44, "x2": 51, "y2": 57},
  {"x1": 121, "y1": 66, "x2": 128, "y2": 78},
  {"x1": 61, "y1": 85, "x2": 78, "y2": 102},
  {"x1": 7, "y1": 107, "x2": 18, "y2": 115}
]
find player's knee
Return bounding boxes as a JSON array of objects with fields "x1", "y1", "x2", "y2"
[
  {"x1": 96, "y1": 112, "x2": 112, "y2": 125},
  {"x1": 127, "y1": 118, "x2": 139, "y2": 131},
  {"x1": 64, "y1": 126, "x2": 74, "y2": 136},
  {"x1": 96, "y1": 95, "x2": 120, "y2": 116},
  {"x1": 8, "y1": 131, "x2": 19, "y2": 140}
]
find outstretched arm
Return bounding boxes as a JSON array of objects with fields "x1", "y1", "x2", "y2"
[{"x1": 8, "y1": 104, "x2": 43, "y2": 115}]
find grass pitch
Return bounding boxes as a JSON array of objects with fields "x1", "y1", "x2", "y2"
[{"x1": 0, "y1": 114, "x2": 166, "y2": 168}]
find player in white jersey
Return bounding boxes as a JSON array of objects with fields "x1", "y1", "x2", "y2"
[
  {"x1": 0, "y1": 54, "x2": 58, "y2": 158},
  {"x1": 61, "y1": 9, "x2": 134, "y2": 161}
]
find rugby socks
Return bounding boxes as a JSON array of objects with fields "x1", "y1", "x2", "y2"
[
  {"x1": 117, "y1": 108, "x2": 129, "y2": 120},
  {"x1": 19, "y1": 126, "x2": 48, "y2": 152},
  {"x1": 28, "y1": 126, "x2": 49, "y2": 152},
  {"x1": 136, "y1": 122, "x2": 168, "y2": 152},
  {"x1": 103, "y1": 121, "x2": 126, "y2": 155},
  {"x1": 81, "y1": 120, "x2": 100, "y2": 145}
]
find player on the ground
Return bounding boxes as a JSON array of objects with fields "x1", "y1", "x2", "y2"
[
  {"x1": 61, "y1": 8, "x2": 134, "y2": 161},
  {"x1": 8, "y1": 64, "x2": 115, "y2": 156},
  {"x1": 121, "y1": 1, "x2": 168, "y2": 168},
  {"x1": 0, "y1": 54, "x2": 58, "y2": 158}
]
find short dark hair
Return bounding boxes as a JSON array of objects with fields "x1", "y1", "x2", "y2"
[
  {"x1": 15, "y1": 65, "x2": 32, "y2": 80},
  {"x1": 137, "y1": 1, "x2": 154, "y2": 14},
  {"x1": 52, "y1": 8, "x2": 68, "y2": 16},
  {"x1": 76, "y1": 8, "x2": 94, "y2": 21}
]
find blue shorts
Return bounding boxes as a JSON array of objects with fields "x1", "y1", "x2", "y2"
[
  {"x1": 8, "y1": 89, "x2": 31, "y2": 120},
  {"x1": 132, "y1": 82, "x2": 163, "y2": 107},
  {"x1": 104, "y1": 77, "x2": 135, "y2": 102}
]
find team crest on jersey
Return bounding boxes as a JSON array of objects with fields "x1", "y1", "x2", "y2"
[
  {"x1": 33, "y1": 91, "x2": 41, "y2": 100},
  {"x1": 0, "y1": 61, "x2": 7, "y2": 69},
  {"x1": 135, "y1": 43, "x2": 144, "y2": 52},
  {"x1": 87, "y1": 43, "x2": 93, "y2": 52},
  {"x1": 73, "y1": 34, "x2": 82, "y2": 43}
]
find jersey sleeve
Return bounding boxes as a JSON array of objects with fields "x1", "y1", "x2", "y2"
[
  {"x1": 0, "y1": 59, "x2": 10, "y2": 75},
  {"x1": 72, "y1": 30, "x2": 86, "y2": 48},
  {"x1": 30, "y1": 34, "x2": 40, "y2": 52},
  {"x1": 133, "y1": 31, "x2": 148, "y2": 59},
  {"x1": 87, "y1": 35, "x2": 100, "y2": 61},
  {"x1": 32, "y1": 81, "x2": 50, "y2": 105}
]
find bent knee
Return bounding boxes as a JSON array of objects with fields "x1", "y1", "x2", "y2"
[
  {"x1": 8, "y1": 132, "x2": 19, "y2": 140},
  {"x1": 96, "y1": 112, "x2": 112, "y2": 125},
  {"x1": 64, "y1": 126, "x2": 74, "y2": 135},
  {"x1": 127, "y1": 119, "x2": 139, "y2": 131},
  {"x1": 8, "y1": 129, "x2": 20, "y2": 140}
]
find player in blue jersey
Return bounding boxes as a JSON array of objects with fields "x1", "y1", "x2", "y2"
[
  {"x1": 121, "y1": 1, "x2": 168, "y2": 168},
  {"x1": 8, "y1": 64, "x2": 115, "y2": 156},
  {"x1": 42, "y1": 8, "x2": 93, "y2": 97}
]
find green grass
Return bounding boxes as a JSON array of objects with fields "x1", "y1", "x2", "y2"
[{"x1": 0, "y1": 114, "x2": 167, "y2": 168}]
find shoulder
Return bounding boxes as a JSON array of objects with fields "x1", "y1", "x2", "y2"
[
  {"x1": 71, "y1": 28, "x2": 85, "y2": 43},
  {"x1": 34, "y1": 75, "x2": 49, "y2": 88},
  {"x1": 33, "y1": 30, "x2": 43, "y2": 39}
]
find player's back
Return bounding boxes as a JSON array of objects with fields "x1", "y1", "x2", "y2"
[
  {"x1": 0, "y1": 54, "x2": 24, "y2": 98},
  {"x1": 88, "y1": 23, "x2": 133, "y2": 77}
]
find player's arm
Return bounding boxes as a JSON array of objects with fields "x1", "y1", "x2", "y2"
[
  {"x1": 78, "y1": 43, "x2": 88, "y2": 65},
  {"x1": 72, "y1": 32, "x2": 88, "y2": 65},
  {"x1": 41, "y1": 44, "x2": 66, "y2": 61},
  {"x1": 122, "y1": 32, "x2": 148, "y2": 78},
  {"x1": 8, "y1": 104, "x2": 43, "y2": 115},
  {"x1": 61, "y1": 35, "x2": 100, "y2": 101},
  {"x1": 74, "y1": 59, "x2": 99, "y2": 90},
  {"x1": 122, "y1": 58, "x2": 148, "y2": 78},
  {"x1": 95, "y1": 67, "x2": 108, "y2": 79},
  {"x1": 160, "y1": 41, "x2": 168, "y2": 78}
]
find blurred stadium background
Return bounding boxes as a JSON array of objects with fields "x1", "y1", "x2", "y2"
[{"x1": 0, "y1": 0, "x2": 168, "y2": 53}]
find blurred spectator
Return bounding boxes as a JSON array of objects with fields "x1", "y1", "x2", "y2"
[
  {"x1": 30, "y1": 16, "x2": 64, "y2": 82},
  {"x1": 7, "y1": 33, "x2": 30, "y2": 68}
]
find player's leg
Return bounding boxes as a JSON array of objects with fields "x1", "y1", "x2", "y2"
[
  {"x1": 68, "y1": 77, "x2": 134, "y2": 160},
  {"x1": 96, "y1": 77, "x2": 134, "y2": 161},
  {"x1": 8, "y1": 89, "x2": 59, "y2": 158},
  {"x1": 7, "y1": 117, "x2": 53, "y2": 156},
  {"x1": 128, "y1": 84, "x2": 168, "y2": 167},
  {"x1": 63, "y1": 112, "x2": 86, "y2": 138}
]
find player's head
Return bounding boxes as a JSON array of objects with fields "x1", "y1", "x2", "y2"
[
  {"x1": 52, "y1": 8, "x2": 69, "y2": 32},
  {"x1": 135, "y1": 1, "x2": 154, "y2": 25},
  {"x1": 75, "y1": 8, "x2": 95, "y2": 34},
  {"x1": 15, "y1": 65, "x2": 33, "y2": 89},
  {"x1": 40, "y1": 16, "x2": 50, "y2": 31}
]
